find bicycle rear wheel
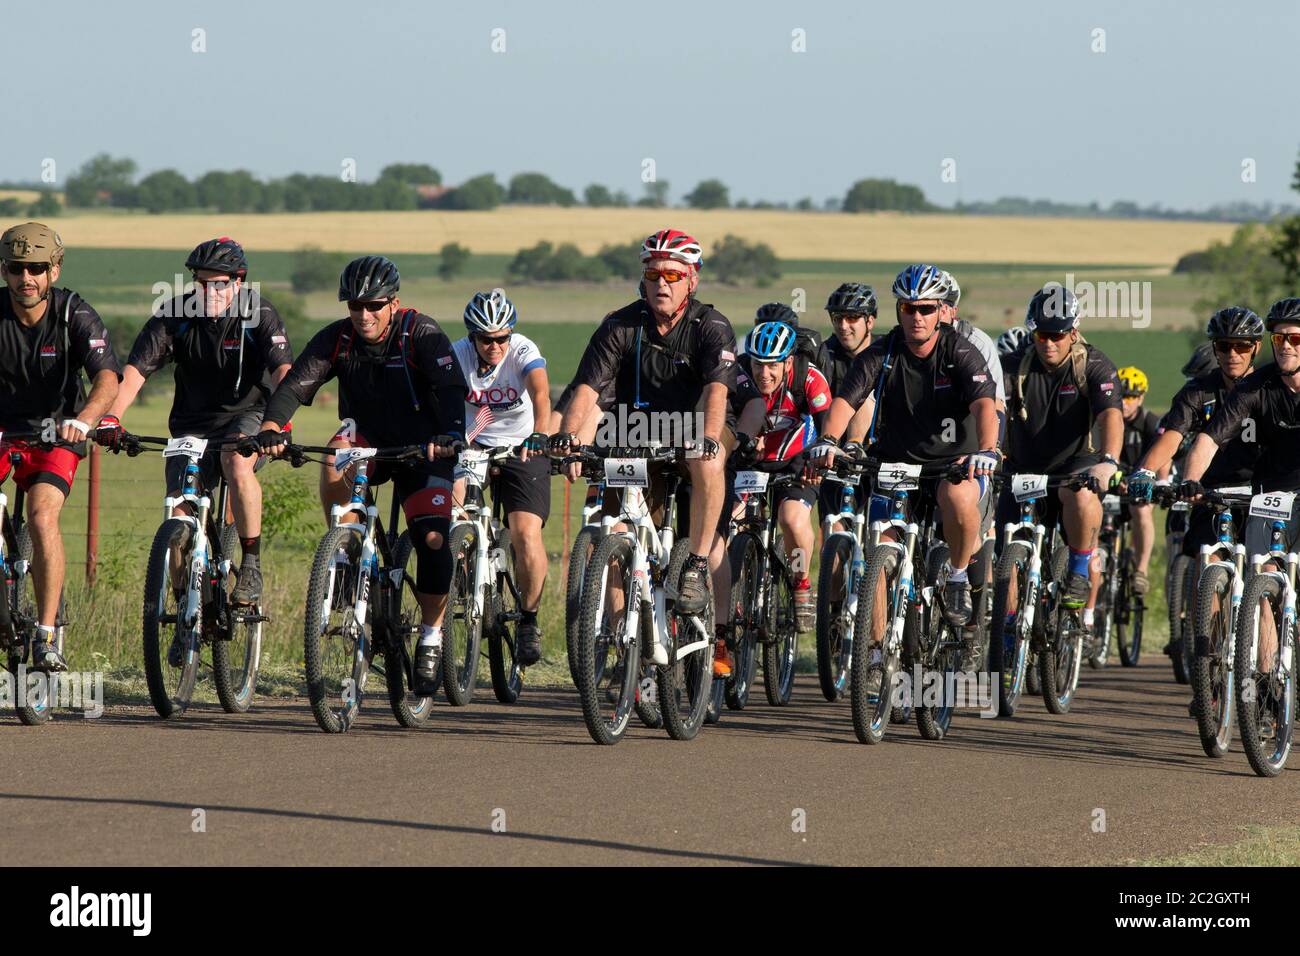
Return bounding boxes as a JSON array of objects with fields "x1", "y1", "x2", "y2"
[
  {"x1": 762, "y1": 551, "x2": 798, "y2": 706},
  {"x1": 303, "y1": 525, "x2": 367, "y2": 733},
  {"x1": 212, "y1": 522, "x2": 261, "y2": 714},
  {"x1": 725, "y1": 531, "x2": 761, "y2": 710},
  {"x1": 487, "y1": 528, "x2": 524, "y2": 704},
  {"x1": 815, "y1": 533, "x2": 856, "y2": 702},
  {"x1": 1235, "y1": 572, "x2": 1294, "y2": 777},
  {"x1": 1089, "y1": 553, "x2": 1114, "y2": 669},
  {"x1": 1116, "y1": 548, "x2": 1143, "y2": 666},
  {"x1": 1191, "y1": 563, "x2": 1234, "y2": 758},
  {"x1": 442, "y1": 523, "x2": 481, "y2": 706},
  {"x1": 1040, "y1": 606, "x2": 1084, "y2": 714},
  {"x1": 850, "y1": 543, "x2": 902, "y2": 744},
  {"x1": 658, "y1": 540, "x2": 714, "y2": 740},
  {"x1": 575, "y1": 533, "x2": 640, "y2": 744},
  {"x1": 385, "y1": 531, "x2": 434, "y2": 727},
  {"x1": 1168, "y1": 553, "x2": 1194, "y2": 684},
  {"x1": 141, "y1": 518, "x2": 201, "y2": 719},
  {"x1": 988, "y1": 540, "x2": 1033, "y2": 717}
]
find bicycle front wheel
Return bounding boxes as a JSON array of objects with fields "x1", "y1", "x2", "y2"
[
  {"x1": 762, "y1": 560, "x2": 798, "y2": 707},
  {"x1": 1116, "y1": 548, "x2": 1143, "y2": 666},
  {"x1": 1191, "y1": 563, "x2": 1234, "y2": 758},
  {"x1": 385, "y1": 531, "x2": 434, "y2": 727},
  {"x1": 850, "y1": 543, "x2": 902, "y2": 744},
  {"x1": 815, "y1": 533, "x2": 856, "y2": 702},
  {"x1": 141, "y1": 519, "x2": 200, "y2": 719},
  {"x1": 303, "y1": 525, "x2": 367, "y2": 733},
  {"x1": 575, "y1": 533, "x2": 640, "y2": 744},
  {"x1": 486, "y1": 528, "x2": 523, "y2": 703},
  {"x1": 442, "y1": 523, "x2": 481, "y2": 706},
  {"x1": 725, "y1": 531, "x2": 761, "y2": 710},
  {"x1": 1235, "y1": 571, "x2": 1295, "y2": 777},
  {"x1": 566, "y1": 524, "x2": 601, "y2": 685},
  {"x1": 1168, "y1": 553, "x2": 1194, "y2": 684}
]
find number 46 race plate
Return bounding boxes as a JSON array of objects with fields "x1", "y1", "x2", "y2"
[
  {"x1": 605, "y1": 458, "x2": 648, "y2": 488},
  {"x1": 1249, "y1": 491, "x2": 1297, "y2": 521}
]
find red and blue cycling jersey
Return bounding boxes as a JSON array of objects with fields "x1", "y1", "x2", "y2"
[{"x1": 735, "y1": 363, "x2": 832, "y2": 462}]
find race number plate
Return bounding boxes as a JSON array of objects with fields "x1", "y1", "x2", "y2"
[
  {"x1": 163, "y1": 436, "x2": 209, "y2": 459},
  {"x1": 605, "y1": 458, "x2": 649, "y2": 488},
  {"x1": 1249, "y1": 491, "x2": 1297, "y2": 521},
  {"x1": 1011, "y1": 474, "x2": 1049, "y2": 502},
  {"x1": 333, "y1": 447, "x2": 378, "y2": 473},
  {"x1": 734, "y1": 470, "x2": 769, "y2": 494},
  {"x1": 1102, "y1": 494, "x2": 1122, "y2": 515},
  {"x1": 876, "y1": 461, "x2": 922, "y2": 492},
  {"x1": 455, "y1": 449, "x2": 490, "y2": 485}
]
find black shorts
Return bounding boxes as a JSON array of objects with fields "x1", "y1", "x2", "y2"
[
  {"x1": 1166, "y1": 503, "x2": 1189, "y2": 536},
  {"x1": 492, "y1": 453, "x2": 552, "y2": 524},
  {"x1": 369, "y1": 459, "x2": 454, "y2": 524},
  {"x1": 164, "y1": 410, "x2": 264, "y2": 494},
  {"x1": 818, "y1": 474, "x2": 864, "y2": 526}
]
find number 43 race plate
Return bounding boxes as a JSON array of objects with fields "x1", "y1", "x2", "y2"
[
  {"x1": 605, "y1": 458, "x2": 648, "y2": 488},
  {"x1": 1249, "y1": 491, "x2": 1297, "y2": 521}
]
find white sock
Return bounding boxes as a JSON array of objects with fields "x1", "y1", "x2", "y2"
[
  {"x1": 418, "y1": 625, "x2": 442, "y2": 648},
  {"x1": 1083, "y1": 608, "x2": 1095, "y2": 627},
  {"x1": 35, "y1": 624, "x2": 56, "y2": 640},
  {"x1": 946, "y1": 562, "x2": 968, "y2": 584}
]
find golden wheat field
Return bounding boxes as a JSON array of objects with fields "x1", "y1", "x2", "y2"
[{"x1": 41, "y1": 207, "x2": 1234, "y2": 266}]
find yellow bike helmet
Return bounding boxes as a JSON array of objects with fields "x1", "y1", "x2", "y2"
[{"x1": 1117, "y1": 366, "x2": 1148, "y2": 397}]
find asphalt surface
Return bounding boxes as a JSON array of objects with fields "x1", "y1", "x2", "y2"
[{"x1": 2, "y1": 660, "x2": 1295, "y2": 866}]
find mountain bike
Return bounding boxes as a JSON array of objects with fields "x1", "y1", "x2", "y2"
[
  {"x1": 726, "y1": 469, "x2": 804, "y2": 711},
  {"x1": 848, "y1": 458, "x2": 978, "y2": 744},
  {"x1": 295, "y1": 443, "x2": 434, "y2": 733},
  {"x1": 814, "y1": 458, "x2": 869, "y2": 702},
  {"x1": 443, "y1": 444, "x2": 528, "y2": 706},
  {"x1": 1087, "y1": 490, "x2": 1144, "y2": 668},
  {"x1": 1234, "y1": 490, "x2": 1297, "y2": 777},
  {"x1": 988, "y1": 472, "x2": 1098, "y2": 717},
  {"x1": 569, "y1": 443, "x2": 714, "y2": 744},
  {"x1": 0, "y1": 433, "x2": 71, "y2": 725},
  {"x1": 118, "y1": 433, "x2": 265, "y2": 719},
  {"x1": 1187, "y1": 487, "x2": 1253, "y2": 758}
]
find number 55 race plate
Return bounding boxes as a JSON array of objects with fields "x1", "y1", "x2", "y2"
[{"x1": 1249, "y1": 491, "x2": 1297, "y2": 521}]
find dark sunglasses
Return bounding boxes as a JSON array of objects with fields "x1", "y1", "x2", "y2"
[
  {"x1": 1213, "y1": 339, "x2": 1255, "y2": 355},
  {"x1": 1272, "y1": 332, "x2": 1300, "y2": 349},
  {"x1": 347, "y1": 299, "x2": 392, "y2": 313},
  {"x1": 476, "y1": 333, "x2": 511, "y2": 346},
  {"x1": 194, "y1": 275, "x2": 236, "y2": 290},
  {"x1": 898, "y1": 302, "x2": 940, "y2": 316},
  {"x1": 1034, "y1": 329, "x2": 1071, "y2": 343},
  {"x1": 4, "y1": 261, "x2": 50, "y2": 276}
]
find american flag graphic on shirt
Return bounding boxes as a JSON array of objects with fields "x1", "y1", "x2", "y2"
[{"x1": 466, "y1": 402, "x2": 495, "y2": 442}]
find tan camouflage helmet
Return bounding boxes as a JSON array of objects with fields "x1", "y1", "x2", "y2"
[{"x1": 1, "y1": 222, "x2": 65, "y2": 265}]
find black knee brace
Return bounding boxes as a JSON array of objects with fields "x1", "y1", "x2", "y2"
[{"x1": 410, "y1": 516, "x2": 452, "y2": 594}]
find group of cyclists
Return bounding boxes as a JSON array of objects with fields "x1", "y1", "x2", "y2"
[{"x1": 2, "y1": 217, "x2": 1297, "y2": 765}]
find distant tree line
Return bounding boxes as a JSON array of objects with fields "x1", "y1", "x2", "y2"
[
  {"x1": 507, "y1": 235, "x2": 778, "y2": 286},
  {"x1": 2, "y1": 153, "x2": 1294, "y2": 224}
]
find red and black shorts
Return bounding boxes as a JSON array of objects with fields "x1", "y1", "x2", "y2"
[
  {"x1": 330, "y1": 427, "x2": 453, "y2": 525},
  {"x1": 0, "y1": 440, "x2": 84, "y2": 498}
]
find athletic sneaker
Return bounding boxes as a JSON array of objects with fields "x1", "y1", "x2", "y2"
[
  {"x1": 30, "y1": 640, "x2": 67, "y2": 673},
  {"x1": 517, "y1": 621, "x2": 542, "y2": 666},
  {"x1": 676, "y1": 556, "x2": 711, "y2": 615},
  {"x1": 1133, "y1": 570, "x2": 1150, "y2": 596},
  {"x1": 232, "y1": 561, "x2": 263, "y2": 606},
  {"x1": 713, "y1": 641, "x2": 732, "y2": 678},
  {"x1": 794, "y1": 580, "x2": 815, "y2": 632},
  {"x1": 942, "y1": 580, "x2": 973, "y2": 626},
  {"x1": 414, "y1": 643, "x2": 442, "y2": 696},
  {"x1": 960, "y1": 626, "x2": 983, "y2": 673},
  {"x1": 1061, "y1": 572, "x2": 1090, "y2": 610}
]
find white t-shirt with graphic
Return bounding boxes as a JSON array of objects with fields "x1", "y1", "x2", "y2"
[{"x1": 452, "y1": 332, "x2": 547, "y2": 446}]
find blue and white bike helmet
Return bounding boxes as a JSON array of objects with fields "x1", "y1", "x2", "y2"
[
  {"x1": 746, "y1": 321, "x2": 798, "y2": 362},
  {"x1": 464, "y1": 289, "x2": 518, "y2": 334}
]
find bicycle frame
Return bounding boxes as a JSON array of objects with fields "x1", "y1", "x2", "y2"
[
  {"x1": 454, "y1": 448, "x2": 521, "y2": 636},
  {"x1": 822, "y1": 474, "x2": 870, "y2": 632},
  {"x1": 1197, "y1": 490, "x2": 1252, "y2": 652},
  {"x1": 1000, "y1": 495, "x2": 1051, "y2": 644}
]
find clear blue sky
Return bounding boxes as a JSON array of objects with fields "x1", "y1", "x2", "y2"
[{"x1": 10, "y1": 0, "x2": 1298, "y2": 208}]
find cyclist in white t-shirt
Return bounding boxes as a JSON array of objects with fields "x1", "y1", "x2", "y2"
[{"x1": 451, "y1": 290, "x2": 552, "y2": 664}]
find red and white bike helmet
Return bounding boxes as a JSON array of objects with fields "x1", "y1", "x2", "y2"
[{"x1": 640, "y1": 229, "x2": 703, "y2": 269}]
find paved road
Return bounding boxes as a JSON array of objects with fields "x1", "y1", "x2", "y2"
[{"x1": 2, "y1": 661, "x2": 1294, "y2": 866}]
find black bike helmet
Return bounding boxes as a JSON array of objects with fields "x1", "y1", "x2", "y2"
[
  {"x1": 1181, "y1": 341, "x2": 1217, "y2": 380},
  {"x1": 1206, "y1": 306, "x2": 1264, "y2": 340},
  {"x1": 1025, "y1": 285, "x2": 1080, "y2": 334},
  {"x1": 1265, "y1": 297, "x2": 1300, "y2": 331},
  {"x1": 339, "y1": 255, "x2": 400, "y2": 302},
  {"x1": 753, "y1": 302, "x2": 799, "y2": 326},
  {"x1": 825, "y1": 282, "x2": 878, "y2": 317},
  {"x1": 185, "y1": 237, "x2": 247, "y2": 277}
]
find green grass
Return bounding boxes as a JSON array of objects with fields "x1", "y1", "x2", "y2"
[{"x1": 1127, "y1": 825, "x2": 1300, "y2": 866}]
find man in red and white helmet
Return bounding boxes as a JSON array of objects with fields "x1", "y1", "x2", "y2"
[{"x1": 552, "y1": 229, "x2": 740, "y2": 677}]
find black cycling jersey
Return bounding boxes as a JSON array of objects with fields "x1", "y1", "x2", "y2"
[
  {"x1": 1114, "y1": 406, "x2": 1160, "y2": 472},
  {"x1": 570, "y1": 298, "x2": 737, "y2": 416},
  {"x1": 0, "y1": 288, "x2": 122, "y2": 431},
  {"x1": 816, "y1": 334, "x2": 868, "y2": 397},
  {"x1": 264, "y1": 310, "x2": 467, "y2": 447},
  {"x1": 1202, "y1": 362, "x2": 1300, "y2": 492},
  {"x1": 1157, "y1": 369, "x2": 1260, "y2": 488},
  {"x1": 1005, "y1": 343, "x2": 1121, "y2": 473},
  {"x1": 838, "y1": 324, "x2": 996, "y2": 464},
  {"x1": 127, "y1": 289, "x2": 292, "y2": 436}
]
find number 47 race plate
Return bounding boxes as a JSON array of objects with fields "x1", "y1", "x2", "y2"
[{"x1": 1249, "y1": 491, "x2": 1297, "y2": 521}]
